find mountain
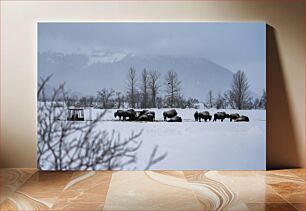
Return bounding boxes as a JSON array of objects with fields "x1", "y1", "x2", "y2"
[{"x1": 38, "y1": 51, "x2": 235, "y2": 101}]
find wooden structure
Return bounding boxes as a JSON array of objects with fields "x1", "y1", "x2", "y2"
[{"x1": 67, "y1": 108, "x2": 85, "y2": 121}]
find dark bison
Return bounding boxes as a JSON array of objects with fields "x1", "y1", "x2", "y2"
[
  {"x1": 139, "y1": 109, "x2": 149, "y2": 116},
  {"x1": 198, "y1": 111, "x2": 212, "y2": 122},
  {"x1": 235, "y1": 115, "x2": 250, "y2": 122},
  {"x1": 138, "y1": 110, "x2": 155, "y2": 121},
  {"x1": 138, "y1": 113, "x2": 154, "y2": 122},
  {"x1": 163, "y1": 109, "x2": 177, "y2": 121},
  {"x1": 114, "y1": 110, "x2": 126, "y2": 120},
  {"x1": 167, "y1": 116, "x2": 182, "y2": 122},
  {"x1": 194, "y1": 111, "x2": 199, "y2": 121},
  {"x1": 125, "y1": 109, "x2": 137, "y2": 121},
  {"x1": 213, "y1": 112, "x2": 230, "y2": 122},
  {"x1": 229, "y1": 113, "x2": 240, "y2": 122},
  {"x1": 146, "y1": 111, "x2": 155, "y2": 121}
]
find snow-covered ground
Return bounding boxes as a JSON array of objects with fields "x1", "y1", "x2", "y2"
[{"x1": 84, "y1": 108, "x2": 266, "y2": 170}]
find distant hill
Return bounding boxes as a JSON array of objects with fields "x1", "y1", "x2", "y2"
[{"x1": 38, "y1": 51, "x2": 235, "y2": 101}]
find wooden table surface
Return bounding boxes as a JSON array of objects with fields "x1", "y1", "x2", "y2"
[{"x1": 0, "y1": 169, "x2": 304, "y2": 210}]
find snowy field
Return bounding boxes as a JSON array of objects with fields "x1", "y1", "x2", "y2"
[{"x1": 84, "y1": 108, "x2": 266, "y2": 170}]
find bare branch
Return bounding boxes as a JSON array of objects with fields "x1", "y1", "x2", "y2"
[
  {"x1": 145, "y1": 145, "x2": 168, "y2": 170},
  {"x1": 37, "y1": 77, "x2": 167, "y2": 170}
]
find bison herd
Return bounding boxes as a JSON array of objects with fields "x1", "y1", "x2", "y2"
[
  {"x1": 194, "y1": 111, "x2": 249, "y2": 122},
  {"x1": 114, "y1": 109, "x2": 249, "y2": 122},
  {"x1": 114, "y1": 109, "x2": 155, "y2": 121}
]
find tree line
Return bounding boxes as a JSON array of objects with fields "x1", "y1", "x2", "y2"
[
  {"x1": 65, "y1": 67, "x2": 199, "y2": 109},
  {"x1": 61, "y1": 67, "x2": 265, "y2": 110},
  {"x1": 124, "y1": 67, "x2": 197, "y2": 109},
  {"x1": 204, "y1": 71, "x2": 266, "y2": 110}
]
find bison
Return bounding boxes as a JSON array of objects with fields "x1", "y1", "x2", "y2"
[
  {"x1": 139, "y1": 109, "x2": 149, "y2": 116},
  {"x1": 163, "y1": 109, "x2": 177, "y2": 121},
  {"x1": 198, "y1": 111, "x2": 212, "y2": 122},
  {"x1": 167, "y1": 116, "x2": 182, "y2": 122},
  {"x1": 213, "y1": 112, "x2": 230, "y2": 122},
  {"x1": 235, "y1": 115, "x2": 250, "y2": 122},
  {"x1": 125, "y1": 109, "x2": 137, "y2": 121},
  {"x1": 229, "y1": 113, "x2": 240, "y2": 122},
  {"x1": 147, "y1": 111, "x2": 155, "y2": 121},
  {"x1": 138, "y1": 113, "x2": 154, "y2": 122},
  {"x1": 194, "y1": 111, "x2": 199, "y2": 121},
  {"x1": 139, "y1": 110, "x2": 155, "y2": 121},
  {"x1": 114, "y1": 110, "x2": 126, "y2": 120}
]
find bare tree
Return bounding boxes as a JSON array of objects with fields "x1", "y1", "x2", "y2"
[
  {"x1": 140, "y1": 68, "x2": 149, "y2": 108},
  {"x1": 204, "y1": 90, "x2": 214, "y2": 109},
  {"x1": 222, "y1": 92, "x2": 229, "y2": 109},
  {"x1": 253, "y1": 98, "x2": 260, "y2": 109},
  {"x1": 97, "y1": 88, "x2": 115, "y2": 109},
  {"x1": 224, "y1": 90, "x2": 234, "y2": 109},
  {"x1": 251, "y1": 89, "x2": 266, "y2": 110},
  {"x1": 65, "y1": 94, "x2": 78, "y2": 108},
  {"x1": 185, "y1": 97, "x2": 199, "y2": 109},
  {"x1": 135, "y1": 91, "x2": 142, "y2": 109},
  {"x1": 156, "y1": 96, "x2": 163, "y2": 109},
  {"x1": 164, "y1": 70, "x2": 182, "y2": 107},
  {"x1": 148, "y1": 70, "x2": 161, "y2": 108},
  {"x1": 214, "y1": 92, "x2": 226, "y2": 109},
  {"x1": 77, "y1": 96, "x2": 95, "y2": 107},
  {"x1": 126, "y1": 67, "x2": 137, "y2": 108},
  {"x1": 115, "y1": 91, "x2": 124, "y2": 109},
  {"x1": 37, "y1": 76, "x2": 167, "y2": 170},
  {"x1": 260, "y1": 89, "x2": 266, "y2": 109},
  {"x1": 228, "y1": 70, "x2": 251, "y2": 110},
  {"x1": 87, "y1": 96, "x2": 95, "y2": 107}
]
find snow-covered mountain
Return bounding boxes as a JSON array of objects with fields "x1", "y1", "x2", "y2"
[{"x1": 38, "y1": 51, "x2": 235, "y2": 101}]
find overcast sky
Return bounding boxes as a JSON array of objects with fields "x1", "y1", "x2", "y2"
[{"x1": 38, "y1": 22, "x2": 266, "y2": 95}]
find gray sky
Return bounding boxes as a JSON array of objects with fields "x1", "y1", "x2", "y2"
[{"x1": 38, "y1": 22, "x2": 266, "y2": 95}]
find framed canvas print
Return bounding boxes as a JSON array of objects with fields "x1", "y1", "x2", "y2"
[{"x1": 37, "y1": 22, "x2": 266, "y2": 170}]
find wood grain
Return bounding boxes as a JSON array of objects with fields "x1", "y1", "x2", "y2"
[{"x1": 0, "y1": 169, "x2": 304, "y2": 210}]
